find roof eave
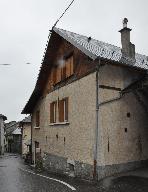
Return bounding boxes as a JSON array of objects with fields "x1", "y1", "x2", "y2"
[{"x1": 95, "y1": 56, "x2": 147, "y2": 72}]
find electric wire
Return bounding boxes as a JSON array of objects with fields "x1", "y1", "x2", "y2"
[{"x1": 52, "y1": 0, "x2": 75, "y2": 29}]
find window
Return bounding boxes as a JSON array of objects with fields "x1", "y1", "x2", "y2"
[
  {"x1": 61, "y1": 55, "x2": 73, "y2": 80},
  {"x1": 55, "y1": 55, "x2": 74, "y2": 83},
  {"x1": 59, "y1": 98, "x2": 68, "y2": 122},
  {"x1": 50, "y1": 101, "x2": 57, "y2": 123},
  {"x1": 127, "y1": 112, "x2": 131, "y2": 117},
  {"x1": 36, "y1": 110, "x2": 40, "y2": 127},
  {"x1": 35, "y1": 141, "x2": 39, "y2": 148},
  {"x1": 50, "y1": 98, "x2": 69, "y2": 124}
]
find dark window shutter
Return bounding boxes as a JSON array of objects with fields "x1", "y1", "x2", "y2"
[
  {"x1": 50, "y1": 101, "x2": 57, "y2": 123},
  {"x1": 36, "y1": 111, "x2": 40, "y2": 127},
  {"x1": 70, "y1": 56, "x2": 74, "y2": 75},
  {"x1": 65, "y1": 97, "x2": 68, "y2": 121},
  {"x1": 54, "y1": 101, "x2": 57, "y2": 123},
  {"x1": 50, "y1": 103, "x2": 54, "y2": 123},
  {"x1": 52, "y1": 68, "x2": 57, "y2": 85},
  {"x1": 65, "y1": 56, "x2": 74, "y2": 78},
  {"x1": 56, "y1": 67, "x2": 61, "y2": 83},
  {"x1": 59, "y1": 100, "x2": 64, "y2": 122},
  {"x1": 61, "y1": 66, "x2": 66, "y2": 80}
]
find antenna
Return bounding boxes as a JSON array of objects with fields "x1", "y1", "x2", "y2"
[{"x1": 52, "y1": 0, "x2": 75, "y2": 29}]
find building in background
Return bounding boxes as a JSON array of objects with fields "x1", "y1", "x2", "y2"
[
  {"x1": 5, "y1": 121, "x2": 22, "y2": 153},
  {"x1": 19, "y1": 116, "x2": 31, "y2": 159},
  {"x1": 22, "y1": 19, "x2": 148, "y2": 180},
  {"x1": 0, "y1": 114, "x2": 7, "y2": 155}
]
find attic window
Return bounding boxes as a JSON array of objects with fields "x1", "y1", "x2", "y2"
[
  {"x1": 61, "y1": 55, "x2": 74, "y2": 80},
  {"x1": 53, "y1": 55, "x2": 74, "y2": 84}
]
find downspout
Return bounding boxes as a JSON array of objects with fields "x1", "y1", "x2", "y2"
[
  {"x1": 93, "y1": 59, "x2": 101, "y2": 179},
  {"x1": 30, "y1": 114, "x2": 33, "y2": 164}
]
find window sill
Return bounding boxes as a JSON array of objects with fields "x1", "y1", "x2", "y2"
[
  {"x1": 49, "y1": 122, "x2": 70, "y2": 126},
  {"x1": 34, "y1": 127, "x2": 40, "y2": 129}
]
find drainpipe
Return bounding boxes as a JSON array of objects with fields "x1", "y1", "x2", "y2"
[
  {"x1": 93, "y1": 59, "x2": 101, "y2": 179},
  {"x1": 30, "y1": 114, "x2": 33, "y2": 164}
]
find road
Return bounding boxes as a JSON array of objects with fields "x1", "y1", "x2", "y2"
[
  {"x1": 1, "y1": 154, "x2": 148, "y2": 192},
  {"x1": 0, "y1": 154, "x2": 99, "y2": 192}
]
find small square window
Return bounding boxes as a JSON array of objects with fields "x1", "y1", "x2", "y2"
[
  {"x1": 124, "y1": 128, "x2": 127, "y2": 133},
  {"x1": 127, "y1": 112, "x2": 131, "y2": 118}
]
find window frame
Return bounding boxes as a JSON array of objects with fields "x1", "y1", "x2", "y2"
[
  {"x1": 50, "y1": 101, "x2": 57, "y2": 123},
  {"x1": 49, "y1": 97, "x2": 69, "y2": 125}
]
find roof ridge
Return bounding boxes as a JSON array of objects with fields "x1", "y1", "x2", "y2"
[
  {"x1": 54, "y1": 27, "x2": 148, "y2": 69},
  {"x1": 55, "y1": 27, "x2": 121, "y2": 50},
  {"x1": 55, "y1": 27, "x2": 148, "y2": 57}
]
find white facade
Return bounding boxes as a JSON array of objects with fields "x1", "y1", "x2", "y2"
[{"x1": 0, "y1": 115, "x2": 6, "y2": 155}]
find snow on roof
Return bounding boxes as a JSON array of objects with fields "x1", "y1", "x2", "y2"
[{"x1": 12, "y1": 128, "x2": 22, "y2": 135}]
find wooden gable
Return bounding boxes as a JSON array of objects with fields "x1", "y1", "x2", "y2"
[{"x1": 22, "y1": 31, "x2": 96, "y2": 113}]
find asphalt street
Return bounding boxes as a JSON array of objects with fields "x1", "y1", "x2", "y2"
[
  {"x1": 0, "y1": 154, "x2": 99, "y2": 192},
  {"x1": 1, "y1": 154, "x2": 148, "y2": 192}
]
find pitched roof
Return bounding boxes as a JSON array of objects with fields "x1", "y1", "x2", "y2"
[
  {"x1": 21, "y1": 116, "x2": 31, "y2": 123},
  {"x1": 53, "y1": 27, "x2": 148, "y2": 69},
  {"x1": 22, "y1": 27, "x2": 148, "y2": 114},
  {"x1": 5, "y1": 121, "x2": 19, "y2": 135},
  {"x1": 12, "y1": 128, "x2": 22, "y2": 135}
]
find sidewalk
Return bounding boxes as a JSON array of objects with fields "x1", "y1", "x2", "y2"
[
  {"x1": 99, "y1": 166, "x2": 148, "y2": 192},
  {"x1": 27, "y1": 158, "x2": 148, "y2": 192}
]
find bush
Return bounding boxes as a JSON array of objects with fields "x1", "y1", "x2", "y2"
[{"x1": 35, "y1": 157, "x2": 43, "y2": 172}]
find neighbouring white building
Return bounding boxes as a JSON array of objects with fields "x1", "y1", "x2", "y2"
[{"x1": 0, "y1": 114, "x2": 7, "y2": 155}]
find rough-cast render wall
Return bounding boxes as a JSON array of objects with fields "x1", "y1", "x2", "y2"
[
  {"x1": 32, "y1": 72, "x2": 96, "y2": 165},
  {"x1": 22, "y1": 124, "x2": 31, "y2": 155},
  {"x1": 98, "y1": 64, "x2": 148, "y2": 166},
  {"x1": 32, "y1": 62, "x2": 148, "y2": 179}
]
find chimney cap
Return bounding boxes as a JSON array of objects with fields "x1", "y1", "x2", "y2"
[
  {"x1": 119, "y1": 18, "x2": 131, "y2": 33},
  {"x1": 88, "y1": 36, "x2": 91, "y2": 42},
  {"x1": 123, "y1": 18, "x2": 128, "y2": 28}
]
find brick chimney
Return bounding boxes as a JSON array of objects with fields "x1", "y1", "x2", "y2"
[{"x1": 119, "y1": 18, "x2": 135, "y2": 59}]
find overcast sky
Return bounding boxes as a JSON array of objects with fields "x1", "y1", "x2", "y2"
[{"x1": 0, "y1": 0, "x2": 148, "y2": 122}]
